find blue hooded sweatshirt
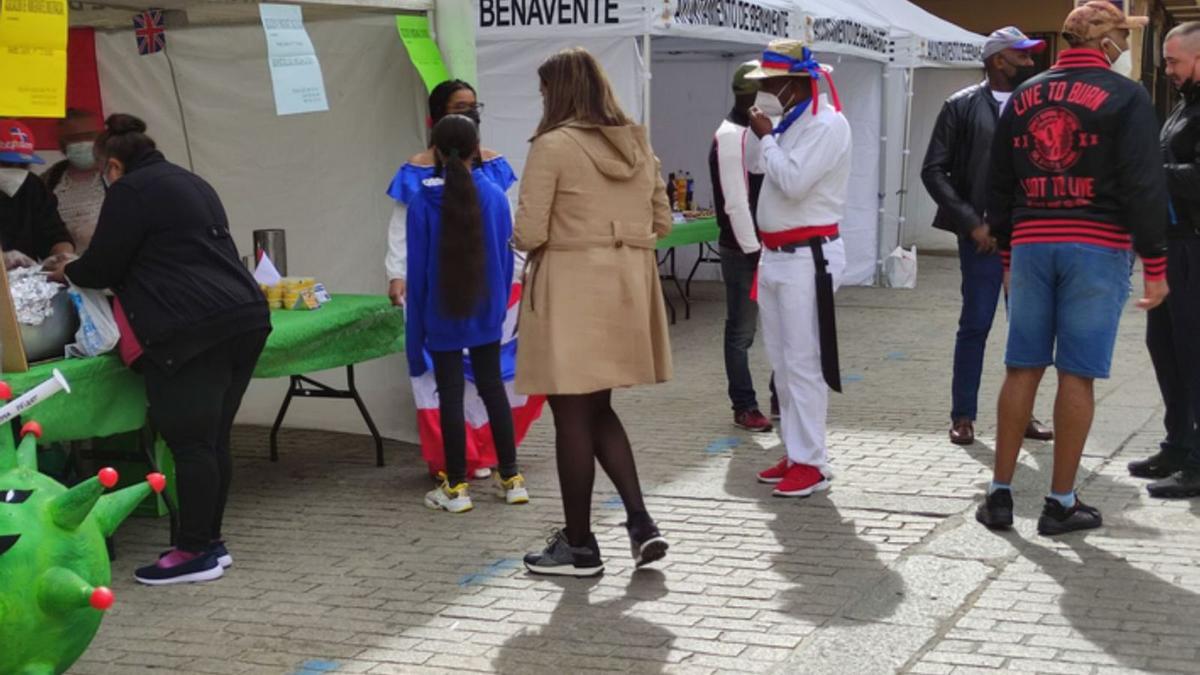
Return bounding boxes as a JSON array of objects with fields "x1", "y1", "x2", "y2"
[{"x1": 405, "y1": 168, "x2": 514, "y2": 376}]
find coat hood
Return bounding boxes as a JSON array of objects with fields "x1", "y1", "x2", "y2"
[{"x1": 562, "y1": 124, "x2": 650, "y2": 181}]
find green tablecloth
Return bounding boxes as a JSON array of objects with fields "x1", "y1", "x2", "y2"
[
  {"x1": 2, "y1": 294, "x2": 404, "y2": 443},
  {"x1": 657, "y1": 217, "x2": 718, "y2": 249},
  {"x1": 254, "y1": 294, "x2": 404, "y2": 378}
]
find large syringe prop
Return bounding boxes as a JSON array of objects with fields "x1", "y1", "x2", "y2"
[{"x1": 0, "y1": 369, "x2": 71, "y2": 426}]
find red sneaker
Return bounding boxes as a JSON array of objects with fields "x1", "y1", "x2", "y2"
[
  {"x1": 773, "y1": 463, "x2": 831, "y2": 498},
  {"x1": 757, "y1": 457, "x2": 790, "y2": 484},
  {"x1": 735, "y1": 409, "x2": 773, "y2": 432}
]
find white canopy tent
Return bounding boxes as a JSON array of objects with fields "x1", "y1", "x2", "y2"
[
  {"x1": 476, "y1": 0, "x2": 983, "y2": 287},
  {"x1": 843, "y1": 0, "x2": 987, "y2": 262},
  {"x1": 58, "y1": 0, "x2": 431, "y2": 442},
  {"x1": 476, "y1": 0, "x2": 897, "y2": 286}
]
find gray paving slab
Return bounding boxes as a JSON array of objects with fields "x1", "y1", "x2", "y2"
[{"x1": 68, "y1": 254, "x2": 1200, "y2": 674}]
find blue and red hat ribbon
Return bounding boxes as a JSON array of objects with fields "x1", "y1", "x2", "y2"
[{"x1": 760, "y1": 47, "x2": 842, "y2": 116}]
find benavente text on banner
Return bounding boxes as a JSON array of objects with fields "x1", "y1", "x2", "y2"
[{"x1": 479, "y1": 0, "x2": 620, "y2": 27}]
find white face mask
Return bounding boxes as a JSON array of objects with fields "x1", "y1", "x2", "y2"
[
  {"x1": 754, "y1": 90, "x2": 785, "y2": 119},
  {"x1": 1104, "y1": 38, "x2": 1135, "y2": 79},
  {"x1": 65, "y1": 142, "x2": 96, "y2": 170},
  {"x1": 0, "y1": 167, "x2": 29, "y2": 197}
]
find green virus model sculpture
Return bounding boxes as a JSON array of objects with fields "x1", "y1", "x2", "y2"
[{"x1": 0, "y1": 376, "x2": 166, "y2": 675}]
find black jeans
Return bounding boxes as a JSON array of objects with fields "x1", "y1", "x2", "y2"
[
  {"x1": 720, "y1": 245, "x2": 769, "y2": 412},
  {"x1": 430, "y1": 342, "x2": 517, "y2": 486},
  {"x1": 1147, "y1": 237, "x2": 1200, "y2": 466},
  {"x1": 143, "y1": 329, "x2": 268, "y2": 552}
]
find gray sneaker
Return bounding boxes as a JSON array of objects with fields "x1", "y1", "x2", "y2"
[{"x1": 524, "y1": 529, "x2": 604, "y2": 578}]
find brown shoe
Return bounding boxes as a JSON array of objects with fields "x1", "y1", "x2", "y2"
[
  {"x1": 950, "y1": 418, "x2": 975, "y2": 446},
  {"x1": 1024, "y1": 418, "x2": 1054, "y2": 441}
]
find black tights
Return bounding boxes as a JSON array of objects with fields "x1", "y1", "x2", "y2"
[
  {"x1": 431, "y1": 342, "x2": 518, "y2": 486},
  {"x1": 548, "y1": 390, "x2": 650, "y2": 546}
]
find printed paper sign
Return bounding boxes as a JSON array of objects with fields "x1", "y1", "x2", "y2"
[
  {"x1": 259, "y1": 3, "x2": 329, "y2": 116},
  {"x1": 396, "y1": 14, "x2": 449, "y2": 93},
  {"x1": 0, "y1": 0, "x2": 69, "y2": 117}
]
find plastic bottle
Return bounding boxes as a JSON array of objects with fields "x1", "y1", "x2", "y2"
[
  {"x1": 686, "y1": 172, "x2": 694, "y2": 212},
  {"x1": 666, "y1": 172, "x2": 677, "y2": 210},
  {"x1": 675, "y1": 173, "x2": 688, "y2": 211}
]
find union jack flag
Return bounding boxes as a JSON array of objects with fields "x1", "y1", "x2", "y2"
[{"x1": 133, "y1": 10, "x2": 166, "y2": 55}]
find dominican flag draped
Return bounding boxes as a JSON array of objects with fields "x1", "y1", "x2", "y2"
[{"x1": 411, "y1": 282, "x2": 545, "y2": 476}]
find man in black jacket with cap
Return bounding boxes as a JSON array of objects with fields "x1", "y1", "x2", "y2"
[
  {"x1": 1134, "y1": 20, "x2": 1200, "y2": 498},
  {"x1": 922, "y1": 26, "x2": 1052, "y2": 447}
]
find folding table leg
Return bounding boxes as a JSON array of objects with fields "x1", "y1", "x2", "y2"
[
  {"x1": 269, "y1": 377, "x2": 299, "y2": 462},
  {"x1": 345, "y1": 366, "x2": 386, "y2": 467}
]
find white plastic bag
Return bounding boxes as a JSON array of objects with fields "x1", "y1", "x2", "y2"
[
  {"x1": 884, "y1": 245, "x2": 918, "y2": 289},
  {"x1": 65, "y1": 286, "x2": 119, "y2": 358}
]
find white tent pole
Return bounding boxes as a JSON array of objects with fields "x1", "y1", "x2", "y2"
[
  {"x1": 642, "y1": 31, "x2": 652, "y2": 136},
  {"x1": 434, "y1": 0, "x2": 477, "y2": 84},
  {"x1": 874, "y1": 66, "x2": 890, "y2": 286},
  {"x1": 895, "y1": 65, "x2": 915, "y2": 250}
]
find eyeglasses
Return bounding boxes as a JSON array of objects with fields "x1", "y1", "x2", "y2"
[{"x1": 448, "y1": 103, "x2": 485, "y2": 113}]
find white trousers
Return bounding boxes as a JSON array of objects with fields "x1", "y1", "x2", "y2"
[{"x1": 757, "y1": 239, "x2": 846, "y2": 471}]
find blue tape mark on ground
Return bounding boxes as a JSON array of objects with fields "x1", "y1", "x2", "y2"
[
  {"x1": 458, "y1": 558, "x2": 521, "y2": 587},
  {"x1": 705, "y1": 437, "x2": 740, "y2": 454},
  {"x1": 885, "y1": 351, "x2": 908, "y2": 361},
  {"x1": 843, "y1": 373, "x2": 864, "y2": 383},
  {"x1": 293, "y1": 659, "x2": 340, "y2": 674},
  {"x1": 602, "y1": 495, "x2": 624, "y2": 509}
]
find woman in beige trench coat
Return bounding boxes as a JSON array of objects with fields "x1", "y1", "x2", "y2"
[{"x1": 514, "y1": 48, "x2": 672, "y2": 578}]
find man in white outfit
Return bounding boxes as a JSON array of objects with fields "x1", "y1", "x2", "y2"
[{"x1": 745, "y1": 39, "x2": 853, "y2": 497}]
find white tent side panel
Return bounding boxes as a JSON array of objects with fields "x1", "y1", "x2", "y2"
[
  {"x1": 656, "y1": 52, "x2": 883, "y2": 287},
  {"x1": 820, "y1": 54, "x2": 883, "y2": 286},
  {"x1": 905, "y1": 67, "x2": 985, "y2": 252},
  {"x1": 477, "y1": 35, "x2": 643, "y2": 191},
  {"x1": 96, "y1": 15, "x2": 427, "y2": 442}
]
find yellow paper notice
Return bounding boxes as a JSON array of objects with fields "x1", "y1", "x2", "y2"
[{"x1": 0, "y1": 0, "x2": 68, "y2": 117}]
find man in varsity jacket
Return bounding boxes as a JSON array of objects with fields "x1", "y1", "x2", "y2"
[{"x1": 979, "y1": 0, "x2": 1169, "y2": 536}]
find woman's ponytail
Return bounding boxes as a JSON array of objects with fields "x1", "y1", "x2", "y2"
[{"x1": 432, "y1": 115, "x2": 485, "y2": 319}]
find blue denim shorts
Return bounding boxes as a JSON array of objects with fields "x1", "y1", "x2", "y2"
[{"x1": 1005, "y1": 243, "x2": 1134, "y2": 379}]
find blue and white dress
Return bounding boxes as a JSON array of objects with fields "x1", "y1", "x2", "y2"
[
  {"x1": 385, "y1": 154, "x2": 542, "y2": 477},
  {"x1": 384, "y1": 156, "x2": 517, "y2": 282}
]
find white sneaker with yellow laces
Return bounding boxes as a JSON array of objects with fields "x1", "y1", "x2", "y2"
[
  {"x1": 494, "y1": 473, "x2": 530, "y2": 505},
  {"x1": 425, "y1": 477, "x2": 473, "y2": 513}
]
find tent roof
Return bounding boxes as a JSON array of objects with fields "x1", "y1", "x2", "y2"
[{"x1": 843, "y1": 0, "x2": 985, "y2": 66}]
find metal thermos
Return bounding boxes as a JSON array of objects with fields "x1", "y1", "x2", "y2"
[{"x1": 252, "y1": 229, "x2": 287, "y2": 276}]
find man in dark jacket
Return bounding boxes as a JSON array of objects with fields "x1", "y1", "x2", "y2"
[
  {"x1": 921, "y1": 27, "x2": 1051, "y2": 446},
  {"x1": 979, "y1": 1, "x2": 1169, "y2": 536},
  {"x1": 0, "y1": 120, "x2": 75, "y2": 265},
  {"x1": 1134, "y1": 21, "x2": 1200, "y2": 498},
  {"x1": 711, "y1": 60, "x2": 773, "y2": 433}
]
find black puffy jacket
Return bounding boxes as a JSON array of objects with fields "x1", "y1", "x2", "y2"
[
  {"x1": 921, "y1": 82, "x2": 1000, "y2": 238},
  {"x1": 1162, "y1": 87, "x2": 1200, "y2": 236},
  {"x1": 65, "y1": 150, "x2": 269, "y2": 373}
]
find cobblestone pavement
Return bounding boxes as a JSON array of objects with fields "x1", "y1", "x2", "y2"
[{"x1": 73, "y1": 254, "x2": 1200, "y2": 675}]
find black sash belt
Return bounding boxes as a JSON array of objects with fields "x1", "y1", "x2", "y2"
[{"x1": 809, "y1": 238, "x2": 841, "y2": 393}]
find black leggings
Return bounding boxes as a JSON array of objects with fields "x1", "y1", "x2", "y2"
[
  {"x1": 548, "y1": 390, "x2": 651, "y2": 547},
  {"x1": 430, "y1": 342, "x2": 517, "y2": 486},
  {"x1": 143, "y1": 330, "x2": 268, "y2": 552}
]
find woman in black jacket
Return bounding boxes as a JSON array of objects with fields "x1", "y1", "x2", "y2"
[{"x1": 49, "y1": 114, "x2": 270, "y2": 586}]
